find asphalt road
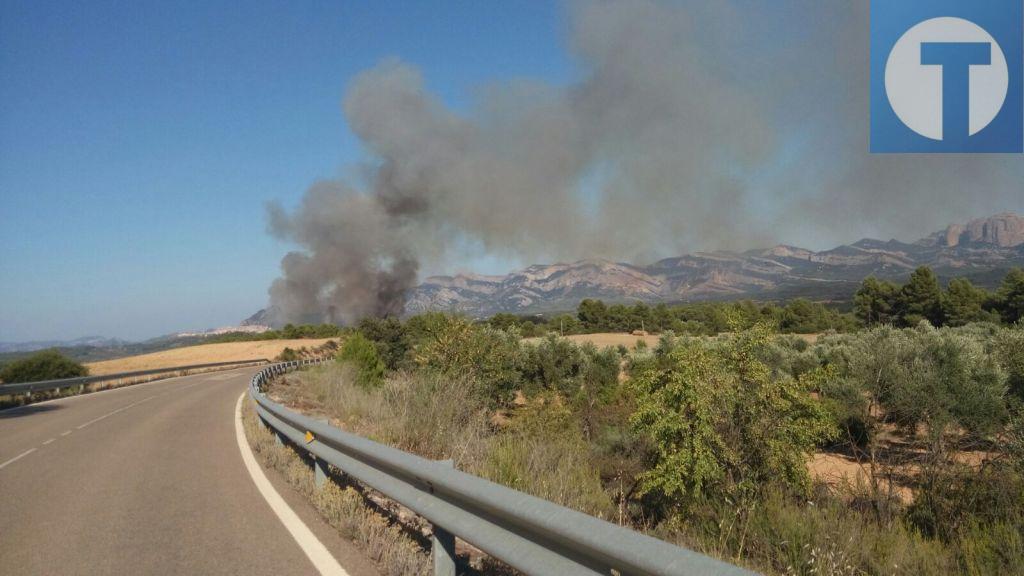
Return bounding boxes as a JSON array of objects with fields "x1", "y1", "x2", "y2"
[{"x1": 0, "y1": 368, "x2": 378, "y2": 576}]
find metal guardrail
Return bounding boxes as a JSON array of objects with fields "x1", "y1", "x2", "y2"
[
  {"x1": 251, "y1": 360, "x2": 757, "y2": 576},
  {"x1": 0, "y1": 358, "x2": 270, "y2": 397}
]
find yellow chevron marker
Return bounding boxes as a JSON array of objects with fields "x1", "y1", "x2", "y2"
[{"x1": 304, "y1": 431, "x2": 315, "y2": 444}]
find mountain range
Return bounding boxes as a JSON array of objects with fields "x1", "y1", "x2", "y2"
[
  {"x1": 400, "y1": 212, "x2": 1024, "y2": 317},
  {"x1": 0, "y1": 336, "x2": 129, "y2": 355}
]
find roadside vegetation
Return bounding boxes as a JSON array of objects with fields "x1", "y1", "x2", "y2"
[
  {"x1": 0, "y1": 349, "x2": 87, "y2": 384},
  {"x1": 262, "y1": 268, "x2": 1024, "y2": 575}
]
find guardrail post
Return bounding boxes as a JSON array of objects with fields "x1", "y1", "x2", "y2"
[
  {"x1": 432, "y1": 525, "x2": 456, "y2": 576},
  {"x1": 432, "y1": 458, "x2": 456, "y2": 576},
  {"x1": 310, "y1": 417, "x2": 332, "y2": 488},
  {"x1": 314, "y1": 458, "x2": 328, "y2": 489}
]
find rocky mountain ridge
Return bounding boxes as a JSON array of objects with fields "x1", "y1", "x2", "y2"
[{"x1": 404, "y1": 213, "x2": 1024, "y2": 316}]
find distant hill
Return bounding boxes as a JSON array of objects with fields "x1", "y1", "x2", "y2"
[
  {"x1": 0, "y1": 336, "x2": 129, "y2": 355},
  {"x1": 0, "y1": 334, "x2": 220, "y2": 366}
]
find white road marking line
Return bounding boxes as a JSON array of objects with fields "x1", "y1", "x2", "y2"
[
  {"x1": 42, "y1": 438, "x2": 55, "y2": 445},
  {"x1": 234, "y1": 393, "x2": 349, "y2": 576},
  {"x1": 60, "y1": 430, "x2": 72, "y2": 436},
  {"x1": 76, "y1": 395, "x2": 158, "y2": 430},
  {"x1": 0, "y1": 448, "x2": 37, "y2": 470}
]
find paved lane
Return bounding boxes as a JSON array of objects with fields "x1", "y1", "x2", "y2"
[{"x1": 0, "y1": 368, "x2": 372, "y2": 575}]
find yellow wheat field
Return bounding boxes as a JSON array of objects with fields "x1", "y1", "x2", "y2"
[{"x1": 84, "y1": 339, "x2": 338, "y2": 375}]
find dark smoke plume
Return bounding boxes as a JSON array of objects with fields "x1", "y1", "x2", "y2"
[{"x1": 265, "y1": 0, "x2": 1024, "y2": 325}]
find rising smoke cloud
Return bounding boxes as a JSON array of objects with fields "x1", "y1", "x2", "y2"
[{"x1": 265, "y1": 0, "x2": 1024, "y2": 325}]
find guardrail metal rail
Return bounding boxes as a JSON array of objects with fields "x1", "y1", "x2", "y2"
[
  {"x1": 251, "y1": 360, "x2": 757, "y2": 576},
  {"x1": 0, "y1": 358, "x2": 270, "y2": 397}
]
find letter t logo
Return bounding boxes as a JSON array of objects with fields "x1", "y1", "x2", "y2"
[{"x1": 920, "y1": 42, "x2": 991, "y2": 143}]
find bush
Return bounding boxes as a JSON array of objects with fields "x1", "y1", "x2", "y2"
[
  {"x1": 0, "y1": 349, "x2": 87, "y2": 383},
  {"x1": 628, "y1": 323, "x2": 836, "y2": 516},
  {"x1": 414, "y1": 316, "x2": 526, "y2": 406},
  {"x1": 523, "y1": 335, "x2": 584, "y2": 395},
  {"x1": 276, "y1": 347, "x2": 300, "y2": 362},
  {"x1": 357, "y1": 317, "x2": 410, "y2": 370},
  {"x1": 336, "y1": 334, "x2": 386, "y2": 389},
  {"x1": 997, "y1": 325, "x2": 1024, "y2": 402}
]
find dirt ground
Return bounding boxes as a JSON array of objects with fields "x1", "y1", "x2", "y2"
[
  {"x1": 808, "y1": 428, "x2": 995, "y2": 504},
  {"x1": 85, "y1": 338, "x2": 338, "y2": 375}
]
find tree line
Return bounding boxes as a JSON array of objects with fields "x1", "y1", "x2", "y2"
[
  {"x1": 486, "y1": 266, "x2": 1024, "y2": 337},
  {"x1": 854, "y1": 266, "x2": 1024, "y2": 327},
  {"x1": 489, "y1": 297, "x2": 857, "y2": 337},
  {"x1": 207, "y1": 322, "x2": 344, "y2": 343}
]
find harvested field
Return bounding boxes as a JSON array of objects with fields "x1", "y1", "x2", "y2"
[
  {"x1": 84, "y1": 339, "x2": 338, "y2": 375},
  {"x1": 524, "y1": 332, "x2": 660, "y2": 349}
]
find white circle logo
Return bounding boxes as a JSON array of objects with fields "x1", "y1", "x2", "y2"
[{"x1": 885, "y1": 17, "x2": 1008, "y2": 140}]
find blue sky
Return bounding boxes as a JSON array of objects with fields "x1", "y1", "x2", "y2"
[
  {"x1": 3, "y1": 1, "x2": 1022, "y2": 341},
  {"x1": 1, "y1": 1, "x2": 573, "y2": 341}
]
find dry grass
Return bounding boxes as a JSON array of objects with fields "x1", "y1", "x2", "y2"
[
  {"x1": 270, "y1": 364, "x2": 492, "y2": 468},
  {"x1": 85, "y1": 339, "x2": 338, "y2": 375}
]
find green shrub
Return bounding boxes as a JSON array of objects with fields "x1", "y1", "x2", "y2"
[
  {"x1": 628, "y1": 323, "x2": 837, "y2": 516},
  {"x1": 276, "y1": 347, "x2": 300, "y2": 362},
  {"x1": 356, "y1": 317, "x2": 410, "y2": 370},
  {"x1": 336, "y1": 334, "x2": 386, "y2": 389},
  {"x1": 997, "y1": 325, "x2": 1024, "y2": 402},
  {"x1": 523, "y1": 335, "x2": 584, "y2": 395},
  {"x1": 0, "y1": 349, "x2": 87, "y2": 383},
  {"x1": 414, "y1": 316, "x2": 526, "y2": 406}
]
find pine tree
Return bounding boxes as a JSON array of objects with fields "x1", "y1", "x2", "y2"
[
  {"x1": 854, "y1": 276, "x2": 898, "y2": 325},
  {"x1": 896, "y1": 267, "x2": 944, "y2": 326}
]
